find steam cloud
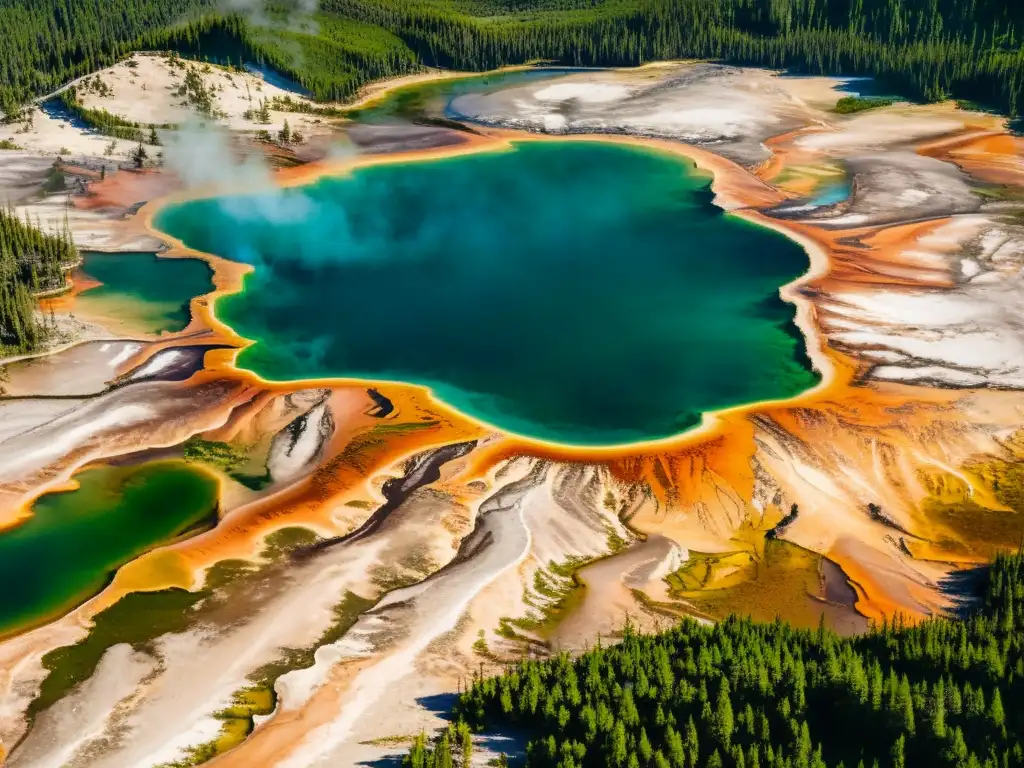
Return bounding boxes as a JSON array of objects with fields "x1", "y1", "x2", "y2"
[
  {"x1": 158, "y1": 118, "x2": 344, "y2": 366},
  {"x1": 159, "y1": 119, "x2": 358, "y2": 260},
  {"x1": 220, "y1": 0, "x2": 318, "y2": 32}
]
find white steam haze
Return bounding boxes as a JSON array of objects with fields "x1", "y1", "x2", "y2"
[
  {"x1": 159, "y1": 119, "x2": 331, "y2": 249},
  {"x1": 220, "y1": 0, "x2": 319, "y2": 33},
  {"x1": 218, "y1": 0, "x2": 319, "y2": 71},
  {"x1": 158, "y1": 119, "x2": 339, "y2": 369},
  {"x1": 161, "y1": 119, "x2": 272, "y2": 190},
  {"x1": 160, "y1": 116, "x2": 357, "y2": 192},
  {"x1": 155, "y1": 118, "x2": 417, "y2": 373},
  {"x1": 158, "y1": 118, "x2": 358, "y2": 265}
]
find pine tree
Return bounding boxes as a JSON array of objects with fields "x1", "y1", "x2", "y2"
[
  {"x1": 891, "y1": 735, "x2": 906, "y2": 768},
  {"x1": 459, "y1": 722, "x2": 472, "y2": 768},
  {"x1": 684, "y1": 716, "x2": 699, "y2": 768},
  {"x1": 132, "y1": 141, "x2": 148, "y2": 169},
  {"x1": 610, "y1": 720, "x2": 628, "y2": 767},
  {"x1": 404, "y1": 537, "x2": 1024, "y2": 768},
  {"x1": 989, "y1": 688, "x2": 1005, "y2": 732},
  {"x1": 944, "y1": 727, "x2": 969, "y2": 765},
  {"x1": 930, "y1": 679, "x2": 947, "y2": 739},
  {"x1": 897, "y1": 677, "x2": 915, "y2": 736},
  {"x1": 714, "y1": 679, "x2": 734, "y2": 748},
  {"x1": 639, "y1": 727, "x2": 653, "y2": 763},
  {"x1": 665, "y1": 723, "x2": 686, "y2": 768}
]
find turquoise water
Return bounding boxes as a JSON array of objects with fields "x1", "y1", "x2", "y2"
[
  {"x1": 156, "y1": 142, "x2": 818, "y2": 445},
  {"x1": 809, "y1": 177, "x2": 851, "y2": 206},
  {"x1": 77, "y1": 251, "x2": 215, "y2": 334}
]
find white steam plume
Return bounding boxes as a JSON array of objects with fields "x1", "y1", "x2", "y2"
[{"x1": 220, "y1": 0, "x2": 319, "y2": 32}]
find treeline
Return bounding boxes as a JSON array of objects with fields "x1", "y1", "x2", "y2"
[
  {"x1": 406, "y1": 550, "x2": 1024, "y2": 768},
  {"x1": 332, "y1": 0, "x2": 1024, "y2": 114},
  {"x1": 241, "y1": 13, "x2": 421, "y2": 101},
  {"x1": 155, "y1": 13, "x2": 420, "y2": 102},
  {"x1": 58, "y1": 87, "x2": 151, "y2": 142},
  {"x1": 0, "y1": 208, "x2": 75, "y2": 352},
  {"x1": 0, "y1": 0, "x2": 213, "y2": 116},
  {"x1": 3, "y1": 0, "x2": 1024, "y2": 117}
]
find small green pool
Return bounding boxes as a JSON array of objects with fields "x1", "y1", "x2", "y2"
[
  {"x1": 76, "y1": 251, "x2": 214, "y2": 335},
  {"x1": 0, "y1": 461, "x2": 219, "y2": 637}
]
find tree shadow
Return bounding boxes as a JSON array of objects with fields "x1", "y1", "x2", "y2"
[
  {"x1": 937, "y1": 563, "x2": 988, "y2": 618},
  {"x1": 415, "y1": 692, "x2": 459, "y2": 718},
  {"x1": 358, "y1": 755, "x2": 405, "y2": 768}
]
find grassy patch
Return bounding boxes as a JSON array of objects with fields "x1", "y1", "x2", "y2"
[
  {"x1": 259, "y1": 526, "x2": 323, "y2": 561},
  {"x1": 666, "y1": 540, "x2": 833, "y2": 629},
  {"x1": 605, "y1": 529, "x2": 629, "y2": 554},
  {"x1": 183, "y1": 436, "x2": 247, "y2": 472},
  {"x1": 267, "y1": 94, "x2": 348, "y2": 118},
  {"x1": 346, "y1": 499, "x2": 376, "y2": 510},
  {"x1": 28, "y1": 559, "x2": 259, "y2": 721},
  {"x1": 182, "y1": 436, "x2": 271, "y2": 490},
  {"x1": 369, "y1": 564, "x2": 419, "y2": 591},
  {"x1": 360, "y1": 734, "x2": 418, "y2": 747},
  {"x1": 29, "y1": 551, "x2": 376, "y2": 766},
  {"x1": 834, "y1": 95, "x2": 897, "y2": 114},
  {"x1": 972, "y1": 184, "x2": 1024, "y2": 203},
  {"x1": 921, "y1": 488, "x2": 1024, "y2": 559},
  {"x1": 157, "y1": 686, "x2": 276, "y2": 767},
  {"x1": 370, "y1": 419, "x2": 441, "y2": 435},
  {"x1": 153, "y1": 588, "x2": 378, "y2": 765},
  {"x1": 498, "y1": 555, "x2": 594, "y2": 641},
  {"x1": 248, "y1": 590, "x2": 377, "y2": 689},
  {"x1": 916, "y1": 434, "x2": 1024, "y2": 558}
]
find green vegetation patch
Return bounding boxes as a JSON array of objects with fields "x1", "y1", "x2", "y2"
[
  {"x1": 834, "y1": 95, "x2": 898, "y2": 114},
  {"x1": 497, "y1": 555, "x2": 597, "y2": 642},
  {"x1": 30, "y1": 558, "x2": 259, "y2": 722},
  {"x1": 30, "y1": 586, "x2": 211, "y2": 720},
  {"x1": 259, "y1": 526, "x2": 324, "y2": 561},
  {"x1": 29, "y1": 550, "x2": 375, "y2": 763},
  {"x1": 4, "y1": 0, "x2": 1024, "y2": 117},
  {"x1": 182, "y1": 435, "x2": 272, "y2": 490},
  {"x1": 183, "y1": 436, "x2": 248, "y2": 472},
  {"x1": 407, "y1": 550, "x2": 1024, "y2": 768},
  {"x1": 664, "y1": 539, "x2": 853, "y2": 631},
  {"x1": 58, "y1": 82, "x2": 168, "y2": 142},
  {"x1": 918, "y1": 437, "x2": 1024, "y2": 558},
  {"x1": 0, "y1": 206, "x2": 75, "y2": 352},
  {"x1": 157, "y1": 685, "x2": 276, "y2": 767},
  {"x1": 925, "y1": 496, "x2": 1024, "y2": 560},
  {"x1": 248, "y1": 590, "x2": 377, "y2": 688}
]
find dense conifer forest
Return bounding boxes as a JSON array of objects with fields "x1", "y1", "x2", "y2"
[
  {"x1": 1, "y1": 0, "x2": 1023, "y2": 115},
  {"x1": 0, "y1": 209, "x2": 75, "y2": 352},
  {"x1": 405, "y1": 551, "x2": 1024, "y2": 768}
]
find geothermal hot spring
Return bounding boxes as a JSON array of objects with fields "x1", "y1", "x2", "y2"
[
  {"x1": 0, "y1": 462, "x2": 218, "y2": 636},
  {"x1": 156, "y1": 141, "x2": 818, "y2": 445}
]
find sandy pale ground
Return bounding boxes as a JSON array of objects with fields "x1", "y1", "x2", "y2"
[{"x1": 0, "y1": 53, "x2": 335, "y2": 163}]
